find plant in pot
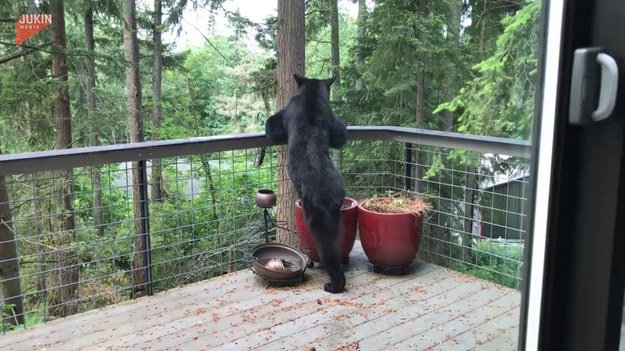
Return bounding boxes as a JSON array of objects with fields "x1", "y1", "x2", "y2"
[
  {"x1": 295, "y1": 198, "x2": 358, "y2": 265},
  {"x1": 358, "y1": 194, "x2": 430, "y2": 273}
]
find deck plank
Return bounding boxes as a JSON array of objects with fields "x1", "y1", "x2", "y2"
[
  {"x1": 264, "y1": 272, "x2": 465, "y2": 351},
  {"x1": 0, "y1": 241, "x2": 521, "y2": 351},
  {"x1": 300, "y1": 279, "x2": 485, "y2": 351},
  {"x1": 209, "y1": 264, "x2": 446, "y2": 351},
  {"x1": 474, "y1": 326, "x2": 519, "y2": 350},
  {"x1": 95, "y1": 262, "x2": 433, "y2": 351},
  {"x1": 390, "y1": 290, "x2": 519, "y2": 350},
  {"x1": 429, "y1": 306, "x2": 520, "y2": 350},
  {"x1": 0, "y1": 268, "x2": 255, "y2": 350},
  {"x1": 74, "y1": 247, "x2": 379, "y2": 350},
  {"x1": 359, "y1": 286, "x2": 509, "y2": 351}
]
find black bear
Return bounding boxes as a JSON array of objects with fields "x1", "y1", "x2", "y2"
[{"x1": 265, "y1": 74, "x2": 347, "y2": 293}]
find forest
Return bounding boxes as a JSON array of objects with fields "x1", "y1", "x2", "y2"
[{"x1": 0, "y1": 0, "x2": 539, "y2": 330}]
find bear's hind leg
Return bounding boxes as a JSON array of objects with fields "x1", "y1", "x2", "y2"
[
  {"x1": 320, "y1": 248, "x2": 345, "y2": 293},
  {"x1": 304, "y1": 204, "x2": 345, "y2": 293}
]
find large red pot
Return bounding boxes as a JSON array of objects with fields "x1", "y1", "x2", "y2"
[
  {"x1": 295, "y1": 197, "x2": 358, "y2": 264},
  {"x1": 358, "y1": 199, "x2": 424, "y2": 268}
]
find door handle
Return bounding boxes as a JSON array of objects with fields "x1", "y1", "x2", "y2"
[{"x1": 569, "y1": 48, "x2": 619, "y2": 125}]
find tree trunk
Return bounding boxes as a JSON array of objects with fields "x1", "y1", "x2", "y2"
[
  {"x1": 123, "y1": 0, "x2": 149, "y2": 298},
  {"x1": 416, "y1": 0, "x2": 426, "y2": 127},
  {"x1": 415, "y1": 0, "x2": 427, "y2": 194},
  {"x1": 330, "y1": 0, "x2": 342, "y2": 170},
  {"x1": 84, "y1": 4, "x2": 104, "y2": 237},
  {"x1": 51, "y1": 0, "x2": 72, "y2": 152},
  {"x1": 276, "y1": 0, "x2": 305, "y2": 246},
  {"x1": 188, "y1": 78, "x2": 219, "y2": 252},
  {"x1": 356, "y1": 0, "x2": 366, "y2": 42},
  {"x1": 50, "y1": 0, "x2": 78, "y2": 318},
  {"x1": 31, "y1": 178, "x2": 48, "y2": 321},
  {"x1": 416, "y1": 73, "x2": 425, "y2": 126},
  {"x1": 330, "y1": 0, "x2": 340, "y2": 85},
  {"x1": 0, "y1": 149, "x2": 24, "y2": 326},
  {"x1": 355, "y1": 0, "x2": 366, "y2": 91},
  {"x1": 479, "y1": 3, "x2": 486, "y2": 53},
  {"x1": 151, "y1": 0, "x2": 166, "y2": 202},
  {"x1": 443, "y1": 0, "x2": 462, "y2": 131}
]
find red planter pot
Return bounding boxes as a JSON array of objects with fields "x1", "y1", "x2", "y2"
[
  {"x1": 357, "y1": 199, "x2": 424, "y2": 269},
  {"x1": 295, "y1": 198, "x2": 358, "y2": 264}
]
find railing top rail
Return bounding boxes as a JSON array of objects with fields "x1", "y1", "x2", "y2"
[{"x1": 0, "y1": 126, "x2": 531, "y2": 175}]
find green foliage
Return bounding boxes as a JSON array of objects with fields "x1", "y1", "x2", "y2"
[
  {"x1": 306, "y1": 11, "x2": 357, "y2": 79},
  {"x1": 435, "y1": 2, "x2": 540, "y2": 139},
  {"x1": 0, "y1": 0, "x2": 540, "y2": 328},
  {"x1": 449, "y1": 240, "x2": 524, "y2": 289},
  {"x1": 334, "y1": 0, "x2": 470, "y2": 129}
]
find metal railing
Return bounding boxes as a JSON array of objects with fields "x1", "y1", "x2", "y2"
[{"x1": 0, "y1": 126, "x2": 531, "y2": 331}]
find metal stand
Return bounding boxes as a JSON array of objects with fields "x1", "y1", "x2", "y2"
[
  {"x1": 262, "y1": 208, "x2": 270, "y2": 243},
  {"x1": 250, "y1": 188, "x2": 316, "y2": 286}
]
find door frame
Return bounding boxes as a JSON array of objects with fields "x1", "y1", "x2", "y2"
[{"x1": 521, "y1": 0, "x2": 625, "y2": 350}]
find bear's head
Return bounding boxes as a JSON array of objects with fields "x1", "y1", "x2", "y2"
[{"x1": 293, "y1": 74, "x2": 335, "y2": 96}]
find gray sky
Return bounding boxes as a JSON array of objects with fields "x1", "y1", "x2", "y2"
[{"x1": 156, "y1": 0, "x2": 359, "y2": 51}]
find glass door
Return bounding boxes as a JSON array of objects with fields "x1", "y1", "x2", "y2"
[{"x1": 522, "y1": 0, "x2": 625, "y2": 350}]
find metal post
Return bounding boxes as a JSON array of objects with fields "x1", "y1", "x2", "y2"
[
  {"x1": 263, "y1": 208, "x2": 269, "y2": 243},
  {"x1": 463, "y1": 172, "x2": 476, "y2": 261},
  {"x1": 405, "y1": 143, "x2": 412, "y2": 191},
  {"x1": 138, "y1": 160, "x2": 153, "y2": 296}
]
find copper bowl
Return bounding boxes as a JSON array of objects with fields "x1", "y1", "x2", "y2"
[
  {"x1": 255, "y1": 189, "x2": 277, "y2": 209},
  {"x1": 251, "y1": 243, "x2": 310, "y2": 280}
]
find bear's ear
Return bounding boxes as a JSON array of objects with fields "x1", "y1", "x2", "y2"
[{"x1": 293, "y1": 74, "x2": 306, "y2": 87}]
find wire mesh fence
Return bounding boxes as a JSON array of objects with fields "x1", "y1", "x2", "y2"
[
  {"x1": 0, "y1": 135, "x2": 530, "y2": 332},
  {"x1": 341, "y1": 141, "x2": 528, "y2": 289}
]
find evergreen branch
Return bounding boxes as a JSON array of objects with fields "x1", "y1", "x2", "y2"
[
  {"x1": 0, "y1": 41, "x2": 127, "y2": 65},
  {"x1": 239, "y1": 81, "x2": 276, "y2": 95},
  {"x1": 0, "y1": 42, "x2": 52, "y2": 65}
]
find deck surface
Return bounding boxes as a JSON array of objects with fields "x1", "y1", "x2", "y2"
[{"x1": 0, "y1": 242, "x2": 520, "y2": 351}]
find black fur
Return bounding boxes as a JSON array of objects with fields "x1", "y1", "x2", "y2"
[{"x1": 265, "y1": 74, "x2": 347, "y2": 293}]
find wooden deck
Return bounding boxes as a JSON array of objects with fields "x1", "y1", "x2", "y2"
[{"x1": 1, "y1": 242, "x2": 520, "y2": 351}]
